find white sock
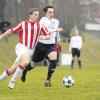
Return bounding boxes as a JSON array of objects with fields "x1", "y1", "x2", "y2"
[
  {"x1": 9, "y1": 66, "x2": 23, "y2": 83},
  {"x1": 0, "y1": 71, "x2": 9, "y2": 82}
]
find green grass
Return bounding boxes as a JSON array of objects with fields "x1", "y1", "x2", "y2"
[
  {"x1": 0, "y1": 66, "x2": 100, "y2": 100},
  {"x1": 0, "y1": 33, "x2": 100, "y2": 100}
]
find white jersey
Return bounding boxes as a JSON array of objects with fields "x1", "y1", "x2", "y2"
[
  {"x1": 39, "y1": 17, "x2": 60, "y2": 44},
  {"x1": 69, "y1": 35, "x2": 82, "y2": 51}
]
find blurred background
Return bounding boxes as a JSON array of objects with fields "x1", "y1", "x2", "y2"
[
  {"x1": 0, "y1": 0, "x2": 100, "y2": 36},
  {"x1": 0, "y1": 0, "x2": 100, "y2": 67}
]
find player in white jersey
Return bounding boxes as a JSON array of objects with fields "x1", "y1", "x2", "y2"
[
  {"x1": 69, "y1": 26, "x2": 82, "y2": 69},
  {"x1": 21, "y1": 5, "x2": 63, "y2": 86},
  {"x1": 0, "y1": 8, "x2": 50, "y2": 89}
]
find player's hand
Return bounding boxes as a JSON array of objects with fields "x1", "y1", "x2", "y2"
[
  {"x1": 57, "y1": 42, "x2": 61, "y2": 47},
  {"x1": 56, "y1": 28, "x2": 64, "y2": 32},
  {"x1": 38, "y1": 35, "x2": 44, "y2": 40},
  {"x1": 38, "y1": 35, "x2": 50, "y2": 40}
]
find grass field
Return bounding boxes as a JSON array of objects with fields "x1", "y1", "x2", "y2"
[
  {"x1": 0, "y1": 33, "x2": 100, "y2": 100},
  {"x1": 0, "y1": 65, "x2": 100, "y2": 100}
]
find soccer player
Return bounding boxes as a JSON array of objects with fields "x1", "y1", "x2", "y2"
[
  {"x1": 21, "y1": 5, "x2": 63, "y2": 86},
  {"x1": 0, "y1": 8, "x2": 50, "y2": 89},
  {"x1": 69, "y1": 26, "x2": 82, "y2": 69}
]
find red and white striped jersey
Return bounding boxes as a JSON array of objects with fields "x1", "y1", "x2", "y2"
[{"x1": 11, "y1": 20, "x2": 49, "y2": 49}]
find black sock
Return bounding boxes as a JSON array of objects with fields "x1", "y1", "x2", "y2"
[
  {"x1": 47, "y1": 69, "x2": 54, "y2": 81},
  {"x1": 71, "y1": 60, "x2": 74, "y2": 69},
  {"x1": 78, "y1": 60, "x2": 82, "y2": 68},
  {"x1": 22, "y1": 63, "x2": 32, "y2": 77},
  {"x1": 46, "y1": 60, "x2": 56, "y2": 81},
  {"x1": 25, "y1": 63, "x2": 33, "y2": 71}
]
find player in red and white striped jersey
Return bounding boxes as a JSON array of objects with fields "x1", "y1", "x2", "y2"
[
  {"x1": 11, "y1": 20, "x2": 49, "y2": 49},
  {"x1": 0, "y1": 8, "x2": 50, "y2": 89}
]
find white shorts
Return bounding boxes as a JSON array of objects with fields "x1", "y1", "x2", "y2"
[{"x1": 14, "y1": 43, "x2": 34, "y2": 64}]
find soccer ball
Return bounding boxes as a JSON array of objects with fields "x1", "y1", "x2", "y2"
[{"x1": 62, "y1": 75, "x2": 75, "y2": 87}]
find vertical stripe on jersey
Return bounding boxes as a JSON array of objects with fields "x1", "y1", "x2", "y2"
[
  {"x1": 25, "y1": 21, "x2": 28, "y2": 46},
  {"x1": 34, "y1": 22, "x2": 40, "y2": 48},
  {"x1": 18, "y1": 30, "x2": 23, "y2": 43},
  {"x1": 27, "y1": 22, "x2": 32, "y2": 48},
  {"x1": 30, "y1": 23, "x2": 34, "y2": 49},
  {"x1": 22, "y1": 21, "x2": 26, "y2": 45},
  {"x1": 32, "y1": 23, "x2": 37, "y2": 48}
]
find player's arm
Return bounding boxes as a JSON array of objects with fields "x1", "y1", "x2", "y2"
[
  {"x1": 52, "y1": 27, "x2": 63, "y2": 33},
  {"x1": 0, "y1": 22, "x2": 22, "y2": 40},
  {"x1": 51, "y1": 20, "x2": 63, "y2": 33},
  {"x1": 0, "y1": 29, "x2": 13, "y2": 40},
  {"x1": 39, "y1": 18, "x2": 50, "y2": 40},
  {"x1": 39, "y1": 35, "x2": 50, "y2": 40},
  {"x1": 40, "y1": 24, "x2": 50, "y2": 40}
]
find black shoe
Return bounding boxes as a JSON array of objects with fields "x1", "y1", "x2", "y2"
[
  {"x1": 21, "y1": 69, "x2": 27, "y2": 82},
  {"x1": 21, "y1": 75, "x2": 26, "y2": 82},
  {"x1": 44, "y1": 80, "x2": 52, "y2": 86}
]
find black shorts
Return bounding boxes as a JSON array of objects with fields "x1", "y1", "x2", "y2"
[
  {"x1": 72, "y1": 48, "x2": 80, "y2": 57},
  {"x1": 32, "y1": 42, "x2": 55, "y2": 62}
]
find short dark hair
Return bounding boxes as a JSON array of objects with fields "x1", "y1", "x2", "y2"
[
  {"x1": 43, "y1": 5, "x2": 55, "y2": 13},
  {"x1": 28, "y1": 8, "x2": 39, "y2": 15}
]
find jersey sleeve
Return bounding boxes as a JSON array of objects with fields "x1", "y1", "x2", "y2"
[
  {"x1": 39, "y1": 17, "x2": 49, "y2": 35},
  {"x1": 41, "y1": 24, "x2": 50, "y2": 35},
  {"x1": 56, "y1": 20, "x2": 60, "y2": 42},
  {"x1": 11, "y1": 22, "x2": 22, "y2": 33}
]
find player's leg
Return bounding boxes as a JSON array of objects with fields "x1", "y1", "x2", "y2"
[
  {"x1": 77, "y1": 49, "x2": 82, "y2": 69},
  {"x1": 56, "y1": 53, "x2": 59, "y2": 65},
  {"x1": 0, "y1": 44, "x2": 21, "y2": 82},
  {"x1": 21, "y1": 52, "x2": 45, "y2": 82},
  {"x1": 44, "y1": 51, "x2": 57, "y2": 86},
  {"x1": 0, "y1": 58, "x2": 19, "y2": 82},
  {"x1": 8, "y1": 53, "x2": 30, "y2": 89},
  {"x1": 21, "y1": 61, "x2": 37, "y2": 82},
  {"x1": 78, "y1": 57, "x2": 82, "y2": 69},
  {"x1": 71, "y1": 57, "x2": 75, "y2": 69},
  {"x1": 21, "y1": 42, "x2": 46, "y2": 82},
  {"x1": 71, "y1": 48, "x2": 75, "y2": 69}
]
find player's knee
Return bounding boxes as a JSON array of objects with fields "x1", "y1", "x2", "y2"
[
  {"x1": 48, "y1": 51, "x2": 57, "y2": 60},
  {"x1": 8, "y1": 66, "x2": 17, "y2": 75},
  {"x1": 20, "y1": 60, "x2": 30, "y2": 67},
  {"x1": 31, "y1": 61, "x2": 37, "y2": 68},
  {"x1": 20, "y1": 54, "x2": 30, "y2": 65},
  {"x1": 7, "y1": 70, "x2": 13, "y2": 75}
]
